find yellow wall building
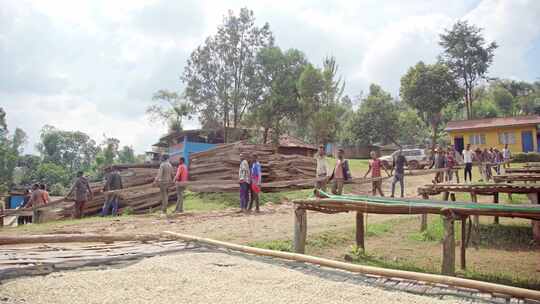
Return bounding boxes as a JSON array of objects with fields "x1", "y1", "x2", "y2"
[{"x1": 445, "y1": 116, "x2": 540, "y2": 153}]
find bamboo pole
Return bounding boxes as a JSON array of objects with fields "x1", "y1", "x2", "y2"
[
  {"x1": 163, "y1": 231, "x2": 540, "y2": 301},
  {"x1": 0, "y1": 233, "x2": 169, "y2": 245}
]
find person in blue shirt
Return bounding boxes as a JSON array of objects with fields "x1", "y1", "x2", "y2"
[{"x1": 248, "y1": 154, "x2": 262, "y2": 212}]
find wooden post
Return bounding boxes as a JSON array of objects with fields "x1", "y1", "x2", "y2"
[
  {"x1": 526, "y1": 192, "x2": 540, "y2": 243},
  {"x1": 470, "y1": 192, "x2": 480, "y2": 246},
  {"x1": 294, "y1": 207, "x2": 307, "y2": 254},
  {"x1": 356, "y1": 212, "x2": 365, "y2": 252},
  {"x1": 455, "y1": 169, "x2": 460, "y2": 184},
  {"x1": 450, "y1": 193, "x2": 456, "y2": 202},
  {"x1": 442, "y1": 191, "x2": 450, "y2": 201},
  {"x1": 420, "y1": 194, "x2": 429, "y2": 232},
  {"x1": 493, "y1": 193, "x2": 499, "y2": 224},
  {"x1": 460, "y1": 216, "x2": 467, "y2": 270},
  {"x1": 442, "y1": 215, "x2": 456, "y2": 276}
]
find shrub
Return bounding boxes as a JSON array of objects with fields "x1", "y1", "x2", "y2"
[{"x1": 511, "y1": 152, "x2": 540, "y2": 163}]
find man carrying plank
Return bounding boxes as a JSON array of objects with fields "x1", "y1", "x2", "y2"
[
  {"x1": 154, "y1": 154, "x2": 174, "y2": 215},
  {"x1": 66, "y1": 171, "x2": 93, "y2": 219},
  {"x1": 101, "y1": 166, "x2": 123, "y2": 216},
  {"x1": 364, "y1": 151, "x2": 389, "y2": 196},
  {"x1": 174, "y1": 157, "x2": 189, "y2": 213}
]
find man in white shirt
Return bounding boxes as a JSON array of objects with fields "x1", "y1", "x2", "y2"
[
  {"x1": 314, "y1": 145, "x2": 328, "y2": 191},
  {"x1": 462, "y1": 144, "x2": 474, "y2": 183}
]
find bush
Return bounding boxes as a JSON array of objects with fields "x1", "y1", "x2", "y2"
[
  {"x1": 511, "y1": 152, "x2": 540, "y2": 163},
  {"x1": 49, "y1": 183, "x2": 66, "y2": 196}
]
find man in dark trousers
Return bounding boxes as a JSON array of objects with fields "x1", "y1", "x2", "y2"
[
  {"x1": 66, "y1": 171, "x2": 93, "y2": 219},
  {"x1": 101, "y1": 166, "x2": 123, "y2": 216},
  {"x1": 391, "y1": 150, "x2": 407, "y2": 198}
]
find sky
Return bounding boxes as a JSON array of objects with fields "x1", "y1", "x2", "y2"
[{"x1": 2, "y1": 0, "x2": 540, "y2": 155}]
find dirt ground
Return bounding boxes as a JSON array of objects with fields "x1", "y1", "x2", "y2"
[{"x1": 1, "y1": 173, "x2": 539, "y2": 286}]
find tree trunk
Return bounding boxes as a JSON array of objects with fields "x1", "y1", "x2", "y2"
[
  {"x1": 263, "y1": 128, "x2": 269, "y2": 144},
  {"x1": 431, "y1": 121, "x2": 438, "y2": 150}
]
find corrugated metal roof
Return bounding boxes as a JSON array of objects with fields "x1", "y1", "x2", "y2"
[{"x1": 445, "y1": 116, "x2": 540, "y2": 131}]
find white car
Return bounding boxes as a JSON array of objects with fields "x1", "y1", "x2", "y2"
[{"x1": 379, "y1": 149, "x2": 428, "y2": 170}]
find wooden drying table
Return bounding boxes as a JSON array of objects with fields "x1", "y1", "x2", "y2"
[
  {"x1": 292, "y1": 193, "x2": 540, "y2": 276},
  {"x1": 493, "y1": 174, "x2": 540, "y2": 183}
]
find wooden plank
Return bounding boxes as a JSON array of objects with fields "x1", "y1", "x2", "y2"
[
  {"x1": 470, "y1": 192, "x2": 480, "y2": 247},
  {"x1": 356, "y1": 212, "x2": 365, "y2": 252},
  {"x1": 442, "y1": 215, "x2": 455, "y2": 276},
  {"x1": 420, "y1": 194, "x2": 429, "y2": 232},
  {"x1": 293, "y1": 207, "x2": 307, "y2": 254},
  {"x1": 527, "y1": 192, "x2": 540, "y2": 243},
  {"x1": 493, "y1": 193, "x2": 499, "y2": 224},
  {"x1": 461, "y1": 216, "x2": 467, "y2": 270}
]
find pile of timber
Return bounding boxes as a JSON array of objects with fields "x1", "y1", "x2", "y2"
[{"x1": 187, "y1": 142, "x2": 317, "y2": 191}]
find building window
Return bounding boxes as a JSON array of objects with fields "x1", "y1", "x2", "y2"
[
  {"x1": 498, "y1": 132, "x2": 516, "y2": 144},
  {"x1": 469, "y1": 134, "x2": 486, "y2": 145}
]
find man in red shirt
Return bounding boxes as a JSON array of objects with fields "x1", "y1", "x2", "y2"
[
  {"x1": 174, "y1": 157, "x2": 189, "y2": 213},
  {"x1": 364, "y1": 151, "x2": 390, "y2": 196}
]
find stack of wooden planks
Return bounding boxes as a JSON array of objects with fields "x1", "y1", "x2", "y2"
[{"x1": 188, "y1": 141, "x2": 317, "y2": 191}]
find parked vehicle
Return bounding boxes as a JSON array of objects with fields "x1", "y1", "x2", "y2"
[{"x1": 379, "y1": 149, "x2": 428, "y2": 170}]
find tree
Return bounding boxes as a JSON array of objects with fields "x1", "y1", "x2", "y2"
[
  {"x1": 400, "y1": 62, "x2": 460, "y2": 148},
  {"x1": 147, "y1": 90, "x2": 194, "y2": 133},
  {"x1": 182, "y1": 8, "x2": 273, "y2": 141},
  {"x1": 492, "y1": 86, "x2": 514, "y2": 116},
  {"x1": 397, "y1": 107, "x2": 430, "y2": 146},
  {"x1": 37, "y1": 125, "x2": 99, "y2": 176},
  {"x1": 439, "y1": 21, "x2": 497, "y2": 119},
  {"x1": 0, "y1": 108, "x2": 27, "y2": 192},
  {"x1": 252, "y1": 47, "x2": 307, "y2": 144},
  {"x1": 102, "y1": 137, "x2": 120, "y2": 166},
  {"x1": 344, "y1": 84, "x2": 400, "y2": 146},
  {"x1": 118, "y1": 146, "x2": 137, "y2": 164}
]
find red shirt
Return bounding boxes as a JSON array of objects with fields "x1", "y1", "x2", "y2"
[
  {"x1": 370, "y1": 159, "x2": 381, "y2": 177},
  {"x1": 175, "y1": 164, "x2": 189, "y2": 182}
]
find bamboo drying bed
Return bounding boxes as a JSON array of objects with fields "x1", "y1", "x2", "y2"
[
  {"x1": 493, "y1": 174, "x2": 540, "y2": 183},
  {"x1": 292, "y1": 191, "x2": 540, "y2": 276},
  {"x1": 505, "y1": 167, "x2": 540, "y2": 174},
  {"x1": 417, "y1": 183, "x2": 540, "y2": 196}
]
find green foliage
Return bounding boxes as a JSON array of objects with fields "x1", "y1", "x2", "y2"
[
  {"x1": 118, "y1": 146, "x2": 137, "y2": 164},
  {"x1": 37, "y1": 125, "x2": 98, "y2": 176},
  {"x1": 146, "y1": 90, "x2": 194, "y2": 133},
  {"x1": 182, "y1": 8, "x2": 274, "y2": 138},
  {"x1": 492, "y1": 86, "x2": 515, "y2": 116},
  {"x1": 439, "y1": 20, "x2": 498, "y2": 119},
  {"x1": 49, "y1": 183, "x2": 66, "y2": 196},
  {"x1": 472, "y1": 98, "x2": 499, "y2": 118},
  {"x1": 33, "y1": 162, "x2": 71, "y2": 187},
  {"x1": 0, "y1": 108, "x2": 27, "y2": 192},
  {"x1": 248, "y1": 240, "x2": 293, "y2": 252},
  {"x1": 121, "y1": 207, "x2": 134, "y2": 216},
  {"x1": 400, "y1": 61, "x2": 460, "y2": 147},
  {"x1": 511, "y1": 152, "x2": 540, "y2": 163},
  {"x1": 102, "y1": 137, "x2": 120, "y2": 166},
  {"x1": 345, "y1": 84, "x2": 399, "y2": 146}
]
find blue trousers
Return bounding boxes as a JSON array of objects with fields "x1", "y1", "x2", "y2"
[
  {"x1": 240, "y1": 182, "x2": 249, "y2": 209},
  {"x1": 101, "y1": 195, "x2": 119, "y2": 216}
]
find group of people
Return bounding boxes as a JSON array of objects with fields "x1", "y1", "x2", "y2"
[
  {"x1": 239, "y1": 153, "x2": 262, "y2": 213},
  {"x1": 455, "y1": 143, "x2": 511, "y2": 183},
  {"x1": 155, "y1": 154, "x2": 189, "y2": 215}
]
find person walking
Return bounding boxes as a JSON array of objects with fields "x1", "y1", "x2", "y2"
[
  {"x1": 364, "y1": 151, "x2": 389, "y2": 196},
  {"x1": 66, "y1": 171, "x2": 93, "y2": 219},
  {"x1": 391, "y1": 150, "x2": 407, "y2": 198},
  {"x1": 433, "y1": 149, "x2": 446, "y2": 184},
  {"x1": 329, "y1": 149, "x2": 351, "y2": 195},
  {"x1": 502, "y1": 144, "x2": 511, "y2": 169},
  {"x1": 39, "y1": 183, "x2": 50, "y2": 204},
  {"x1": 248, "y1": 154, "x2": 262, "y2": 212},
  {"x1": 445, "y1": 148, "x2": 456, "y2": 182},
  {"x1": 239, "y1": 153, "x2": 251, "y2": 212},
  {"x1": 101, "y1": 166, "x2": 123, "y2": 216},
  {"x1": 154, "y1": 154, "x2": 174, "y2": 214},
  {"x1": 483, "y1": 148, "x2": 493, "y2": 181},
  {"x1": 174, "y1": 157, "x2": 189, "y2": 213},
  {"x1": 462, "y1": 144, "x2": 474, "y2": 183},
  {"x1": 314, "y1": 145, "x2": 329, "y2": 191}
]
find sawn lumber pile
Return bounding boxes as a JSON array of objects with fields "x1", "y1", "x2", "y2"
[{"x1": 187, "y1": 142, "x2": 317, "y2": 192}]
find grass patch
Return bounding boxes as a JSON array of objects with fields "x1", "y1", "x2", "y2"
[
  {"x1": 409, "y1": 217, "x2": 461, "y2": 242},
  {"x1": 248, "y1": 240, "x2": 293, "y2": 252},
  {"x1": 347, "y1": 248, "x2": 540, "y2": 290}
]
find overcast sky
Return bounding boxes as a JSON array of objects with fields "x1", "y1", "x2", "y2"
[{"x1": 2, "y1": 0, "x2": 539, "y2": 154}]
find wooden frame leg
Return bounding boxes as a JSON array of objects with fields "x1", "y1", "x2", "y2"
[
  {"x1": 420, "y1": 194, "x2": 428, "y2": 232},
  {"x1": 442, "y1": 215, "x2": 456, "y2": 276},
  {"x1": 470, "y1": 192, "x2": 480, "y2": 246},
  {"x1": 356, "y1": 212, "x2": 365, "y2": 252},
  {"x1": 460, "y1": 216, "x2": 467, "y2": 270},
  {"x1": 493, "y1": 193, "x2": 499, "y2": 224},
  {"x1": 527, "y1": 192, "x2": 540, "y2": 243},
  {"x1": 294, "y1": 207, "x2": 307, "y2": 253}
]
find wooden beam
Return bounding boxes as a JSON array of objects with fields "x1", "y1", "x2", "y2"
[
  {"x1": 527, "y1": 192, "x2": 540, "y2": 243},
  {"x1": 450, "y1": 193, "x2": 456, "y2": 202},
  {"x1": 493, "y1": 193, "x2": 499, "y2": 224},
  {"x1": 294, "y1": 207, "x2": 307, "y2": 254},
  {"x1": 0, "y1": 233, "x2": 168, "y2": 245},
  {"x1": 442, "y1": 215, "x2": 456, "y2": 276},
  {"x1": 356, "y1": 212, "x2": 365, "y2": 252}
]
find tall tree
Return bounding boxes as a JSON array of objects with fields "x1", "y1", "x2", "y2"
[
  {"x1": 344, "y1": 84, "x2": 400, "y2": 146},
  {"x1": 37, "y1": 125, "x2": 98, "y2": 176},
  {"x1": 0, "y1": 108, "x2": 26, "y2": 192},
  {"x1": 439, "y1": 21, "x2": 497, "y2": 119},
  {"x1": 492, "y1": 86, "x2": 514, "y2": 116},
  {"x1": 118, "y1": 146, "x2": 137, "y2": 164},
  {"x1": 101, "y1": 137, "x2": 120, "y2": 166},
  {"x1": 400, "y1": 62, "x2": 460, "y2": 148},
  {"x1": 147, "y1": 90, "x2": 194, "y2": 133},
  {"x1": 182, "y1": 8, "x2": 273, "y2": 141},
  {"x1": 252, "y1": 47, "x2": 307, "y2": 144}
]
